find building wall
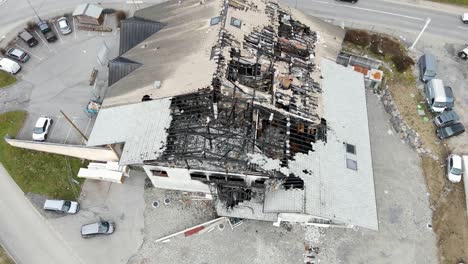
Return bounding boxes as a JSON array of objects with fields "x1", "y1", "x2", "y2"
[
  {"x1": 143, "y1": 165, "x2": 210, "y2": 193},
  {"x1": 5, "y1": 138, "x2": 118, "y2": 162},
  {"x1": 75, "y1": 15, "x2": 100, "y2": 25}
]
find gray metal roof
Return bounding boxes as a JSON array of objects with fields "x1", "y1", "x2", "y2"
[
  {"x1": 72, "y1": 4, "x2": 103, "y2": 18},
  {"x1": 87, "y1": 99, "x2": 172, "y2": 165},
  {"x1": 119, "y1": 17, "x2": 165, "y2": 55},
  {"x1": 299, "y1": 59, "x2": 378, "y2": 230},
  {"x1": 108, "y1": 57, "x2": 142, "y2": 87}
]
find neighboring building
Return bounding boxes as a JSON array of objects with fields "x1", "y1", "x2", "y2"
[
  {"x1": 73, "y1": 4, "x2": 104, "y2": 25},
  {"x1": 8, "y1": 0, "x2": 378, "y2": 230}
]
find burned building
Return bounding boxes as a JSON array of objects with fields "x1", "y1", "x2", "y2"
[{"x1": 10, "y1": 0, "x2": 377, "y2": 229}]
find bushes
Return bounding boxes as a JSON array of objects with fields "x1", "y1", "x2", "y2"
[
  {"x1": 26, "y1": 21, "x2": 36, "y2": 31},
  {"x1": 392, "y1": 55, "x2": 415, "y2": 72},
  {"x1": 344, "y1": 29, "x2": 413, "y2": 73},
  {"x1": 344, "y1": 30, "x2": 371, "y2": 47}
]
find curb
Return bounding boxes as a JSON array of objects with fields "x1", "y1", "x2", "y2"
[{"x1": 0, "y1": 240, "x2": 17, "y2": 264}]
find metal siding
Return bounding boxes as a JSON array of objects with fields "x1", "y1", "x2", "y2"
[{"x1": 108, "y1": 57, "x2": 142, "y2": 87}]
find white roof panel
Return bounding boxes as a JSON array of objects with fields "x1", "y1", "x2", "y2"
[
  {"x1": 300, "y1": 59, "x2": 378, "y2": 230},
  {"x1": 87, "y1": 99, "x2": 172, "y2": 165}
]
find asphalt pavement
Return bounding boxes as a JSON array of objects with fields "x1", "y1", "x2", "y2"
[
  {"x1": 0, "y1": 164, "x2": 83, "y2": 264},
  {"x1": 282, "y1": 0, "x2": 468, "y2": 43}
]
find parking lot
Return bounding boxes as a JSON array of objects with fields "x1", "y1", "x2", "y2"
[{"x1": 1, "y1": 14, "x2": 119, "y2": 144}]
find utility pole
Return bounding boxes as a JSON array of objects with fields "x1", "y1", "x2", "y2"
[
  {"x1": 24, "y1": 0, "x2": 42, "y2": 21},
  {"x1": 410, "y1": 17, "x2": 431, "y2": 50}
]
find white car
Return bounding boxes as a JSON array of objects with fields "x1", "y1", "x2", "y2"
[
  {"x1": 462, "y1": 13, "x2": 468, "y2": 24},
  {"x1": 57, "y1": 17, "x2": 72, "y2": 35},
  {"x1": 81, "y1": 221, "x2": 115, "y2": 238},
  {"x1": 32, "y1": 116, "x2": 52, "y2": 141},
  {"x1": 43, "y1": 199, "x2": 79, "y2": 214},
  {"x1": 447, "y1": 154, "x2": 463, "y2": 183}
]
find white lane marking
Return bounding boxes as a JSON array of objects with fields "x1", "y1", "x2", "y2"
[
  {"x1": 52, "y1": 22, "x2": 65, "y2": 44},
  {"x1": 63, "y1": 119, "x2": 75, "y2": 144},
  {"x1": 307, "y1": 0, "x2": 425, "y2": 21},
  {"x1": 35, "y1": 30, "x2": 53, "y2": 52},
  {"x1": 457, "y1": 26, "x2": 468, "y2": 30},
  {"x1": 73, "y1": 17, "x2": 77, "y2": 39},
  {"x1": 15, "y1": 44, "x2": 43, "y2": 60},
  {"x1": 48, "y1": 116, "x2": 62, "y2": 139},
  {"x1": 81, "y1": 118, "x2": 92, "y2": 144}
]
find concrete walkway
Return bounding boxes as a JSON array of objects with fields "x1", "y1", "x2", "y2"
[{"x1": 0, "y1": 163, "x2": 83, "y2": 264}]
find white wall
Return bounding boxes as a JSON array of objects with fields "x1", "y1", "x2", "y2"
[
  {"x1": 6, "y1": 138, "x2": 119, "y2": 162},
  {"x1": 143, "y1": 165, "x2": 210, "y2": 193}
]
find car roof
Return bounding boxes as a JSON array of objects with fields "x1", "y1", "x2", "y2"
[
  {"x1": 0, "y1": 58, "x2": 17, "y2": 67},
  {"x1": 44, "y1": 199, "x2": 64, "y2": 208},
  {"x1": 451, "y1": 155, "x2": 462, "y2": 168},
  {"x1": 81, "y1": 222, "x2": 100, "y2": 234},
  {"x1": 58, "y1": 19, "x2": 68, "y2": 27},
  {"x1": 464, "y1": 13, "x2": 468, "y2": 20},
  {"x1": 35, "y1": 117, "x2": 49, "y2": 127},
  {"x1": 9, "y1": 48, "x2": 24, "y2": 57},
  {"x1": 445, "y1": 123, "x2": 465, "y2": 134},
  {"x1": 438, "y1": 111, "x2": 459, "y2": 122}
]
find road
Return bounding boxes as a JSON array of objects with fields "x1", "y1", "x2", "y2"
[
  {"x1": 283, "y1": 0, "x2": 468, "y2": 43},
  {"x1": 0, "y1": 164, "x2": 83, "y2": 264}
]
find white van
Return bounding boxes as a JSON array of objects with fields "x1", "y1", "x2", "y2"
[
  {"x1": 424, "y1": 79, "x2": 454, "y2": 113},
  {"x1": 0, "y1": 58, "x2": 21, "y2": 74}
]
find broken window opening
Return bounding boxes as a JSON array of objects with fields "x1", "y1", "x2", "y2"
[
  {"x1": 283, "y1": 176, "x2": 304, "y2": 190},
  {"x1": 151, "y1": 170, "x2": 168, "y2": 177},
  {"x1": 190, "y1": 172, "x2": 208, "y2": 181}
]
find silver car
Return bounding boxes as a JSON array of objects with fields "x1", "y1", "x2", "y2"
[
  {"x1": 81, "y1": 221, "x2": 115, "y2": 238},
  {"x1": 57, "y1": 17, "x2": 72, "y2": 35},
  {"x1": 6, "y1": 47, "x2": 30, "y2": 63}
]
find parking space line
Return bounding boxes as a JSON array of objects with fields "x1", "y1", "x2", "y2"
[
  {"x1": 15, "y1": 44, "x2": 43, "y2": 60},
  {"x1": 48, "y1": 116, "x2": 63, "y2": 139},
  {"x1": 35, "y1": 30, "x2": 53, "y2": 52},
  {"x1": 63, "y1": 120, "x2": 74, "y2": 144},
  {"x1": 81, "y1": 118, "x2": 92, "y2": 144},
  {"x1": 73, "y1": 17, "x2": 77, "y2": 39},
  {"x1": 52, "y1": 22, "x2": 65, "y2": 44},
  {"x1": 457, "y1": 26, "x2": 468, "y2": 30}
]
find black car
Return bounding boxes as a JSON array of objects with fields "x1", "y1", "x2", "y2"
[
  {"x1": 434, "y1": 110, "x2": 459, "y2": 127},
  {"x1": 336, "y1": 0, "x2": 358, "y2": 3},
  {"x1": 18, "y1": 30, "x2": 38, "y2": 47},
  {"x1": 37, "y1": 20, "x2": 57, "y2": 43},
  {"x1": 436, "y1": 123, "x2": 465, "y2": 139}
]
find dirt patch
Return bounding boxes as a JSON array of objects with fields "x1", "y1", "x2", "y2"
[{"x1": 421, "y1": 157, "x2": 468, "y2": 263}]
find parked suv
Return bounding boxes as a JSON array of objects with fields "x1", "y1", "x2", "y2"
[
  {"x1": 37, "y1": 20, "x2": 57, "y2": 42},
  {"x1": 18, "y1": 30, "x2": 38, "y2": 47},
  {"x1": 434, "y1": 110, "x2": 459, "y2": 127},
  {"x1": 81, "y1": 221, "x2": 115, "y2": 238},
  {"x1": 6, "y1": 47, "x2": 30, "y2": 63},
  {"x1": 43, "y1": 199, "x2": 79, "y2": 214}
]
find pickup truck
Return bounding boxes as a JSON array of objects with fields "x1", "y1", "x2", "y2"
[{"x1": 37, "y1": 20, "x2": 57, "y2": 43}]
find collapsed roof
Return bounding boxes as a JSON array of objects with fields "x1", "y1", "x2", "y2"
[{"x1": 89, "y1": 0, "x2": 377, "y2": 229}]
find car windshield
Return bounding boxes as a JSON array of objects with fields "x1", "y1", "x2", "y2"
[
  {"x1": 62, "y1": 201, "x2": 71, "y2": 211},
  {"x1": 98, "y1": 222, "x2": 109, "y2": 233},
  {"x1": 33, "y1": 126, "x2": 44, "y2": 134}
]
